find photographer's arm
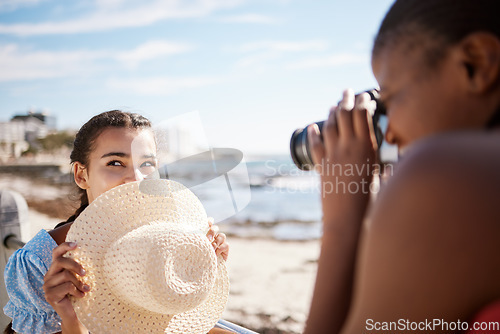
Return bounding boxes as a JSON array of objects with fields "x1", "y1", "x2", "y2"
[
  {"x1": 304, "y1": 91, "x2": 378, "y2": 334},
  {"x1": 340, "y1": 136, "x2": 500, "y2": 334}
]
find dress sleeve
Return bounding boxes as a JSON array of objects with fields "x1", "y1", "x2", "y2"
[{"x1": 3, "y1": 231, "x2": 61, "y2": 334}]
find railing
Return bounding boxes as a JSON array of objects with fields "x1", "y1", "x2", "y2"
[
  {"x1": 0, "y1": 189, "x2": 27, "y2": 328},
  {"x1": 3, "y1": 234, "x2": 25, "y2": 250},
  {"x1": 215, "y1": 319, "x2": 259, "y2": 333}
]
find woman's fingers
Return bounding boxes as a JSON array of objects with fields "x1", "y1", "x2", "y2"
[
  {"x1": 353, "y1": 92, "x2": 377, "y2": 144},
  {"x1": 336, "y1": 89, "x2": 356, "y2": 141},
  {"x1": 206, "y1": 218, "x2": 229, "y2": 260},
  {"x1": 44, "y1": 268, "x2": 88, "y2": 295},
  {"x1": 212, "y1": 232, "x2": 226, "y2": 249},
  {"x1": 46, "y1": 256, "x2": 86, "y2": 277},
  {"x1": 44, "y1": 241, "x2": 89, "y2": 311},
  {"x1": 44, "y1": 280, "x2": 86, "y2": 304},
  {"x1": 323, "y1": 89, "x2": 358, "y2": 154},
  {"x1": 206, "y1": 223, "x2": 219, "y2": 243},
  {"x1": 323, "y1": 90, "x2": 376, "y2": 149},
  {"x1": 212, "y1": 233, "x2": 229, "y2": 261},
  {"x1": 49, "y1": 242, "x2": 86, "y2": 275},
  {"x1": 216, "y1": 242, "x2": 229, "y2": 261},
  {"x1": 51, "y1": 241, "x2": 77, "y2": 260},
  {"x1": 308, "y1": 123, "x2": 325, "y2": 170},
  {"x1": 322, "y1": 105, "x2": 339, "y2": 156},
  {"x1": 44, "y1": 247, "x2": 85, "y2": 282}
]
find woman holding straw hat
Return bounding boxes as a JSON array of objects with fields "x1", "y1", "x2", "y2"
[
  {"x1": 304, "y1": 0, "x2": 500, "y2": 333},
  {"x1": 3, "y1": 110, "x2": 231, "y2": 333}
]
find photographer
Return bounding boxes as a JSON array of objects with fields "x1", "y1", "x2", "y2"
[{"x1": 304, "y1": 0, "x2": 500, "y2": 333}]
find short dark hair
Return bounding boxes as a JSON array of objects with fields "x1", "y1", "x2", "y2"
[{"x1": 372, "y1": 0, "x2": 500, "y2": 65}]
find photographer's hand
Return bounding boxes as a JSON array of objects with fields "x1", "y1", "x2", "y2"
[
  {"x1": 304, "y1": 89, "x2": 378, "y2": 334},
  {"x1": 310, "y1": 89, "x2": 378, "y2": 223}
]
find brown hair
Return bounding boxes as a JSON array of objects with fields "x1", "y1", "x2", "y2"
[
  {"x1": 56, "y1": 110, "x2": 152, "y2": 227},
  {"x1": 3, "y1": 322, "x2": 13, "y2": 334}
]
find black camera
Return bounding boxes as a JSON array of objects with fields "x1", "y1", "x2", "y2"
[{"x1": 290, "y1": 89, "x2": 386, "y2": 171}]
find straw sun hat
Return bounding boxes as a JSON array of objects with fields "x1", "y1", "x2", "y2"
[{"x1": 64, "y1": 179, "x2": 229, "y2": 333}]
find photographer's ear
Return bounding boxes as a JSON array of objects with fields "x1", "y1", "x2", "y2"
[{"x1": 457, "y1": 32, "x2": 500, "y2": 93}]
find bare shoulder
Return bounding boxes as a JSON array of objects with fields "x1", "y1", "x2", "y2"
[
  {"x1": 379, "y1": 131, "x2": 500, "y2": 218},
  {"x1": 395, "y1": 131, "x2": 500, "y2": 185},
  {"x1": 343, "y1": 132, "x2": 500, "y2": 333},
  {"x1": 48, "y1": 222, "x2": 73, "y2": 245}
]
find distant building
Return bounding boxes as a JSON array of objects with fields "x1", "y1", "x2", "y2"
[
  {"x1": 0, "y1": 110, "x2": 57, "y2": 162},
  {"x1": 11, "y1": 111, "x2": 56, "y2": 131},
  {"x1": 11, "y1": 110, "x2": 57, "y2": 145},
  {"x1": 11, "y1": 116, "x2": 47, "y2": 145},
  {"x1": 0, "y1": 122, "x2": 29, "y2": 162}
]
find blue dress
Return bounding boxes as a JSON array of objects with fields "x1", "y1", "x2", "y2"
[{"x1": 3, "y1": 229, "x2": 61, "y2": 333}]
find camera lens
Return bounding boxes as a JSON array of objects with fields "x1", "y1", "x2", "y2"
[{"x1": 290, "y1": 89, "x2": 386, "y2": 171}]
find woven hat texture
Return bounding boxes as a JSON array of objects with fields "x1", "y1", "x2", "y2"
[{"x1": 65, "y1": 179, "x2": 229, "y2": 333}]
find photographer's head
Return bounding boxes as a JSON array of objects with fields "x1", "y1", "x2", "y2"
[{"x1": 372, "y1": 0, "x2": 500, "y2": 150}]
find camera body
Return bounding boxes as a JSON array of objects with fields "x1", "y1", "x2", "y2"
[{"x1": 290, "y1": 89, "x2": 386, "y2": 171}]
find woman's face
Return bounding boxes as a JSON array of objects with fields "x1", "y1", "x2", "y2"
[
  {"x1": 372, "y1": 41, "x2": 482, "y2": 152},
  {"x1": 76, "y1": 127, "x2": 157, "y2": 204}
]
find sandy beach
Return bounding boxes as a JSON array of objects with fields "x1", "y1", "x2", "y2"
[{"x1": 0, "y1": 174, "x2": 320, "y2": 333}]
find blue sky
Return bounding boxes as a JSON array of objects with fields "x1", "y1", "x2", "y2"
[{"x1": 0, "y1": 0, "x2": 395, "y2": 156}]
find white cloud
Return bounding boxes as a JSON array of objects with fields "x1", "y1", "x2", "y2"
[
  {"x1": 234, "y1": 40, "x2": 329, "y2": 68},
  {"x1": 234, "y1": 40, "x2": 370, "y2": 71},
  {"x1": 94, "y1": 0, "x2": 129, "y2": 10},
  {"x1": 116, "y1": 41, "x2": 194, "y2": 68},
  {"x1": 0, "y1": 44, "x2": 105, "y2": 81},
  {"x1": 285, "y1": 53, "x2": 369, "y2": 70},
  {"x1": 106, "y1": 76, "x2": 221, "y2": 95},
  {"x1": 0, "y1": 41, "x2": 193, "y2": 81},
  {"x1": 218, "y1": 13, "x2": 279, "y2": 24},
  {"x1": 0, "y1": 0, "x2": 43, "y2": 12},
  {"x1": 239, "y1": 40, "x2": 329, "y2": 53},
  {"x1": 0, "y1": 0, "x2": 243, "y2": 36},
  {"x1": 235, "y1": 52, "x2": 281, "y2": 68}
]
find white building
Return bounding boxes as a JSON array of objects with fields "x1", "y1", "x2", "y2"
[
  {"x1": 11, "y1": 116, "x2": 48, "y2": 144},
  {"x1": 0, "y1": 122, "x2": 29, "y2": 162},
  {"x1": 0, "y1": 111, "x2": 56, "y2": 162}
]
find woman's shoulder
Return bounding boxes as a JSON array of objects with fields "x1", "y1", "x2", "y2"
[
  {"x1": 5, "y1": 224, "x2": 71, "y2": 276},
  {"x1": 387, "y1": 131, "x2": 500, "y2": 198},
  {"x1": 347, "y1": 132, "x2": 500, "y2": 329},
  {"x1": 376, "y1": 131, "x2": 500, "y2": 224},
  {"x1": 6, "y1": 229, "x2": 57, "y2": 273},
  {"x1": 369, "y1": 130, "x2": 500, "y2": 286},
  {"x1": 48, "y1": 221, "x2": 73, "y2": 245},
  {"x1": 4, "y1": 231, "x2": 62, "y2": 333},
  {"x1": 403, "y1": 130, "x2": 499, "y2": 168}
]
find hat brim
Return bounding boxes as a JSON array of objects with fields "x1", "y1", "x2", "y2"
[{"x1": 65, "y1": 180, "x2": 230, "y2": 333}]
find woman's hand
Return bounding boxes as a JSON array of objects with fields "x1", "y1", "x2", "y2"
[
  {"x1": 206, "y1": 218, "x2": 229, "y2": 261},
  {"x1": 43, "y1": 242, "x2": 89, "y2": 333},
  {"x1": 308, "y1": 89, "x2": 378, "y2": 225},
  {"x1": 304, "y1": 89, "x2": 379, "y2": 334}
]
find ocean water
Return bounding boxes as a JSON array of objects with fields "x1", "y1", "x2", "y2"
[{"x1": 162, "y1": 154, "x2": 323, "y2": 241}]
